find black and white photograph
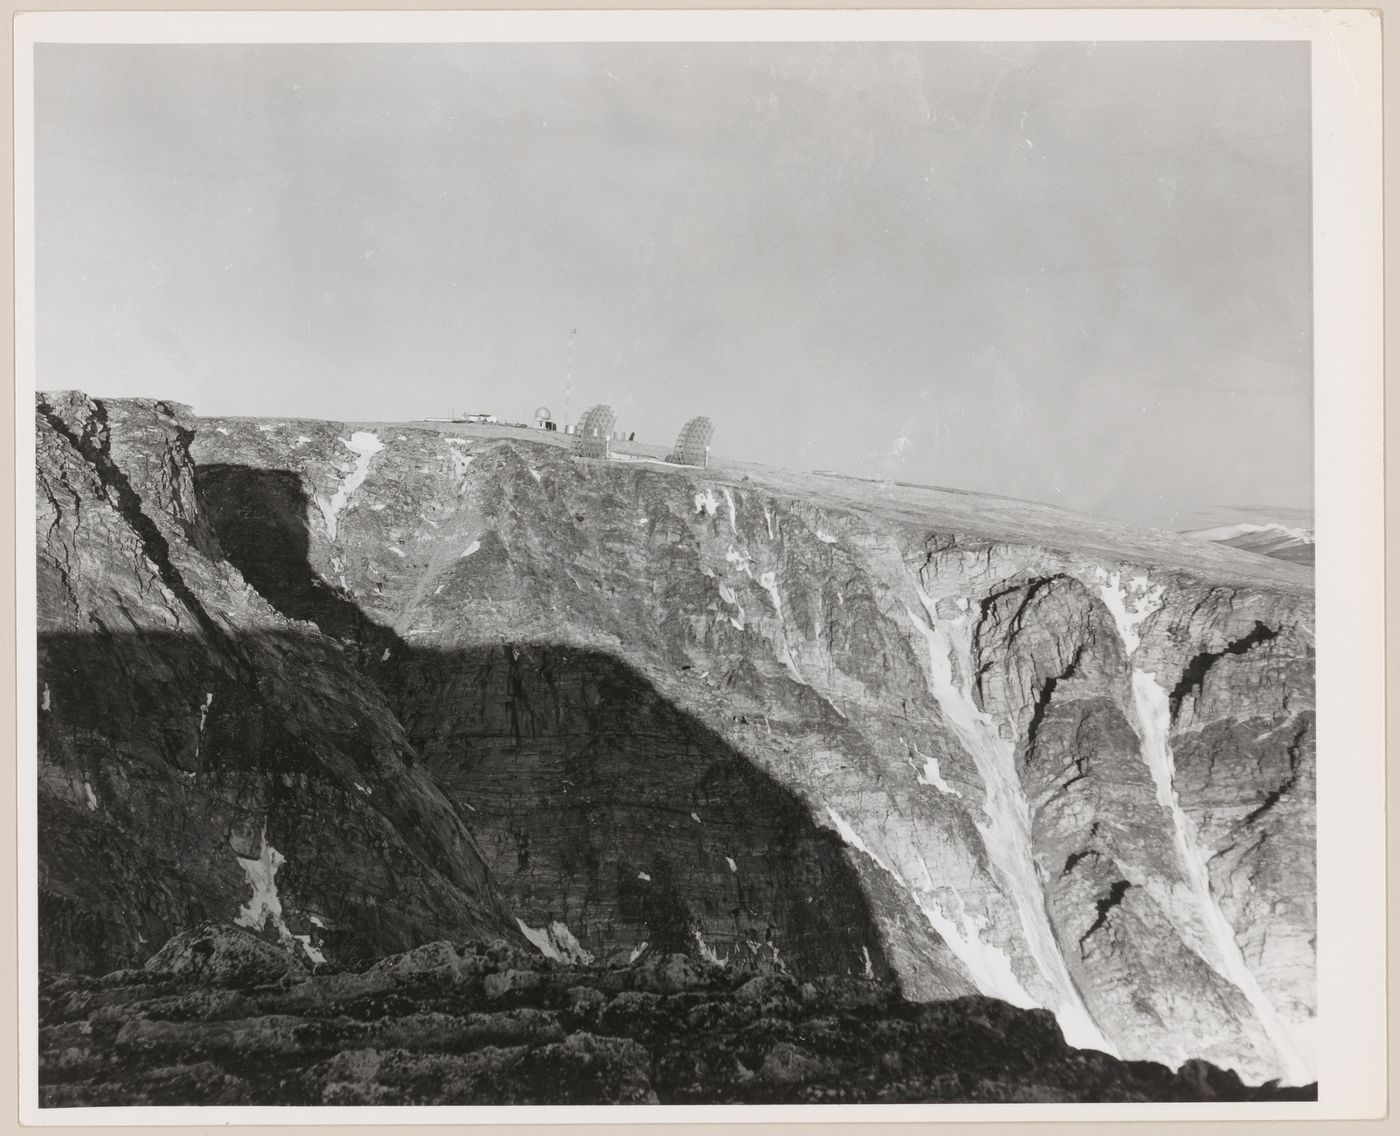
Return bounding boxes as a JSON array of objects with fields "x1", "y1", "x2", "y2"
[{"x1": 15, "y1": 8, "x2": 1385, "y2": 1122}]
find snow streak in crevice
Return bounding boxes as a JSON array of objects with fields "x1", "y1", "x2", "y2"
[
  {"x1": 1092, "y1": 569, "x2": 1314, "y2": 1085},
  {"x1": 906, "y1": 589, "x2": 1116, "y2": 1056},
  {"x1": 318, "y1": 432, "x2": 384, "y2": 541},
  {"x1": 1128, "y1": 669, "x2": 1311, "y2": 1084}
]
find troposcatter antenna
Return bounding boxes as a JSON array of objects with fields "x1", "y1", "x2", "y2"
[
  {"x1": 668, "y1": 415, "x2": 715, "y2": 467},
  {"x1": 573, "y1": 404, "x2": 616, "y2": 459}
]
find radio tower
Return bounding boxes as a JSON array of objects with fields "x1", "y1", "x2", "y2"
[{"x1": 565, "y1": 327, "x2": 576, "y2": 433}]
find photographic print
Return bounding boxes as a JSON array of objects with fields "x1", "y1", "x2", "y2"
[{"x1": 15, "y1": 9, "x2": 1384, "y2": 1121}]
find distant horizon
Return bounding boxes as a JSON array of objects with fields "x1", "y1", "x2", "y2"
[{"x1": 35, "y1": 41, "x2": 1312, "y2": 532}]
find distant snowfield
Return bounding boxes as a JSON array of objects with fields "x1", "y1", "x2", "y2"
[
  {"x1": 1180, "y1": 521, "x2": 1315, "y2": 566},
  {"x1": 1182, "y1": 522, "x2": 1314, "y2": 544}
]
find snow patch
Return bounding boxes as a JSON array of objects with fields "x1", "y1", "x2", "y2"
[
  {"x1": 725, "y1": 856, "x2": 738, "y2": 873},
  {"x1": 460, "y1": 539, "x2": 481, "y2": 559},
  {"x1": 721, "y1": 487, "x2": 738, "y2": 534},
  {"x1": 517, "y1": 918, "x2": 563, "y2": 961},
  {"x1": 694, "y1": 488, "x2": 721, "y2": 517},
  {"x1": 354, "y1": 782, "x2": 372, "y2": 795},
  {"x1": 916, "y1": 894, "x2": 1034, "y2": 1010},
  {"x1": 195, "y1": 691, "x2": 214, "y2": 759},
  {"x1": 548, "y1": 921, "x2": 595, "y2": 965},
  {"x1": 293, "y1": 934, "x2": 327, "y2": 967},
  {"x1": 717, "y1": 581, "x2": 746, "y2": 630},
  {"x1": 318, "y1": 432, "x2": 384, "y2": 541},
  {"x1": 692, "y1": 929, "x2": 726, "y2": 967},
  {"x1": 83, "y1": 782, "x2": 98, "y2": 811},
  {"x1": 294, "y1": 435, "x2": 311, "y2": 446},
  {"x1": 1093, "y1": 569, "x2": 1164, "y2": 656},
  {"x1": 256, "y1": 423, "x2": 279, "y2": 433},
  {"x1": 1130, "y1": 670, "x2": 1312, "y2": 1084},
  {"x1": 388, "y1": 546, "x2": 405, "y2": 558},
  {"x1": 637, "y1": 871, "x2": 652, "y2": 882},
  {"x1": 41, "y1": 684, "x2": 50, "y2": 712},
  {"x1": 763, "y1": 504, "x2": 776, "y2": 540},
  {"x1": 862, "y1": 946, "x2": 875, "y2": 979},
  {"x1": 826, "y1": 808, "x2": 896, "y2": 875},
  {"x1": 529, "y1": 468, "x2": 542, "y2": 484},
  {"x1": 381, "y1": 649, "x2": 392, "y2": 662},
  {"x1": 758, "y1": 569, "x2": 806, "y2": 683},
  {"x1": 628, "y1": 942, "x2": 649, "y2": 963},
  {"x1": 516, "y1": 918, "x2": 593, "y2": 964},
  {"x1": 758, "y1": 571, "x2": 782, "y2": 618},
  {"x1": 234, "y1": 836, "x2": 287, "y2": 938},
  {"x1": 446, "y1": 437, "x2": 468, "y2": 445},
  {"x1": 691, "y1": 812, "x2": 702, "y2": 823},
  {"x1": 916, "y1": 751, "x2": 961, "y2": 797},
  {"x1": 1184, "y1": 522, "x2": 1314, "y2": 544},
  {"x1": 826, "y1": 805, "x2": 1034, "y2": 1012},
  {"x1": 434, "y1": 584, "x2": 445, "y2": 595},
  {"x1": 309, "y1": 915, "x2": 326, "y2": 928},
  {"x1": 215, "y1": 427, "x2": 230, "y2": 435},
  {"x1": 816, "y1": 530, "x2": 837, "y2": 544}
]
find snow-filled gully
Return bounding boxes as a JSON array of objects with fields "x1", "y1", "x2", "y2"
[
  {"x1": 318, "y1": 432, "x2": 384, "y2": 541},
  {"x1": 907, "y1": 591, "x2": 1115, "y2": 1055},
  {"x1": 1100, "y1": 572, "x2": 1312, "y2": 1085}
]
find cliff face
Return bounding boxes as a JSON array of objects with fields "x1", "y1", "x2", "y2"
[
  {"x1": 35, "y1": 396, "x2": 1315, "y2": 1087},
  {"x1": 35, "y1": 394, "x2": 519, "y2": 975}
]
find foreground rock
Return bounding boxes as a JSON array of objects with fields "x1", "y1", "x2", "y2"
[{"x1": 38, "y1": 926, "x2": 1315, "y2": 1107}]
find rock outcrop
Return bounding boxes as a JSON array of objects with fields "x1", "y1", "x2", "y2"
[
  {"x1": 38, "y1": 922, "x2": 1315, "y2": 1106},
  {"x1": 34, "y1": 394, "x2": 1315, "y2": 1090}
]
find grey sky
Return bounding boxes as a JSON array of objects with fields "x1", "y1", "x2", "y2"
[{"x1": 35, "y1": 41, "x2": 1311, "y2": 530}]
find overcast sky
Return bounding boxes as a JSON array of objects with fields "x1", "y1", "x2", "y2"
[{"x1": 34, "y1": 41, "x2": 1311, "y2": 530}]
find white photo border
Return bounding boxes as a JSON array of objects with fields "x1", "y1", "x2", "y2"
[{"x1": 12, "y1": 7, "x2": 1385, "y2": 1126}]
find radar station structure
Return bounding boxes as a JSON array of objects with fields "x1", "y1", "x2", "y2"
[
  {"x1": 667, "y1": 415, "x2": 714, "y2": 468},
  {"x1": 535, "y1": 406, "x2": 557, "y2": 431},
  {"x1": 572, "y1": 403, "x2": 616, "y2": 459}
]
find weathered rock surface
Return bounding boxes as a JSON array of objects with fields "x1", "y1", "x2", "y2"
[
  {"x1": 35, "y1": 394, "x2": 1315, "y2": 1092},
  {"x1": 35, "y1": 393, "x2": 520, "y2": 977},
  {"x1": 38, "y1": 924, "x2": 1315, "y2": 1106}
]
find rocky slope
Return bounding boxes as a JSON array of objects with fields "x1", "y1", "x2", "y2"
[
  {"x1": 34, "y1": 394, "x2": 1315, "y2": 1090},
  {"x1": 38, "y1": 922, "x2": 1315, "y2": 1106}
]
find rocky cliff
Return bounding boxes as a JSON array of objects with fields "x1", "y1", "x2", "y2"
[
  {"x1": 35, "y1": 394, "x2": 1315, "y2": 1088},
  {"x1": 37, "y1": 922, "x2": 1315, "y2": 1106}
]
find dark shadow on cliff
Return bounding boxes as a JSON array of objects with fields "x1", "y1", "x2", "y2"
[
  {"x1": 196, "y1": 465, "x2": 386, "y2": 650},
  {"x1": 43, "y1": 465, "x2": 895, "y2": 984},
  {"x1": 39, "y1": 625, "x2": 892, "y2": 983},
  {"x1": 190, "y1": 460, "x2": 892, "y2": 979}
]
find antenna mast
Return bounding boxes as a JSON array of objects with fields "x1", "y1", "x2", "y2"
[{"x1": 565, "y1": 327, "x2": 576, "y2": 432}]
